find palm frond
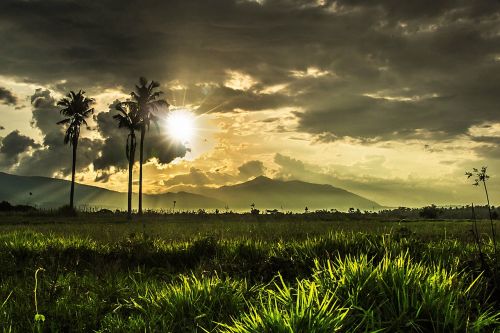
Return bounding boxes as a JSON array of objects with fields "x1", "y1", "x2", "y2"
[
  {"x1": 56, "y1": 90, "x2": 94, "y2": 145},
  {"x1": 57, "y1": 118, "x2": 71, "y2": 125},
  {"x1": 139, "y1": 77, "x2": 148, "y2": 87}
]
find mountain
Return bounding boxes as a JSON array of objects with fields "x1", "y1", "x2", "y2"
[
  {"x1": 200, "y1": 176, "x2": 381, "y2": 211},
  {"x1": 0, "y1": 172, "x2": 381, "y2": 211},
  {"x1": 0, "y1": 172, "x2": 223, "y2": 210}
]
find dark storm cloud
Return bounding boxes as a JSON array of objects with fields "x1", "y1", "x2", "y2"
[
  {"x1": 0, "y1": 130, "x2": 39, "y2": 167},
  {"x1": 0, "y1": 130, "x2": 39, "y2": 157},
  {"x1": 0, "y1": 87, "x2": 17, "y2": 105},
  {"x1": 195, "y1": 86, "x2": 291, "y2": 113},
  {"x1": 12, "y1": 89, "x2": 100, "y2": 176},
  {"x1": 471, "y1": 136, "x2": 500, "y2": 160},
  {"x1": 93, "y1": 100, "x2": 130, "y2": 171},
  {"x1": 0, "y1": 0, "x2": 499, "y2": 142},
  {"x1": 2, "y1": 89, "x2": 187, "y2": 176}
]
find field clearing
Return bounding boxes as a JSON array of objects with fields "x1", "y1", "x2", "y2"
[
  {"x1": 0, "y1": 213, "x2": 494, "y2": 242},
  {"x1": 0, "y1": 214, "x2": 499, "y2": 332}
]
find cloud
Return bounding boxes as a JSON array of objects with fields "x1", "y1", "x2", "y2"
[
  {"x1": 164, "y1": 167, "x2": 212, "y2": 186},
  {"x1": 93, "y1": 101, "x2": 189, "y2": 176},
  {"x1": 13, "y1": 89, "x2": 100, "y2": 176},
  {"x1": 0, "y1": 130, "x2": 39, "y2": 168},
  {"x1": 0, "y1": 87, "x2": 17, "y2": 105},
  {"x1": 163, "y1": 160, "x2": 266, "y2": 188},
  {"x1": 0, "y1": 0, "x2": 498, "y2": 144},
  {"x1": 92, "y1": 100, "x2": 130, "y2": 171},
  {"x1": 1, "y1": 0, "x2": 500, "y2": 202},
  {"x1": 272, "y1": 153, "x2": 480, "y2": 207},
  {"x1": 274, "y1": 153, "x2": 307, "y2": 179},
  {"x1": 0, "y1": 89, "x2": 188, "y2": 179},
  {"x1": 238, "y1": 160, "x2": 266, "y2": 179}
]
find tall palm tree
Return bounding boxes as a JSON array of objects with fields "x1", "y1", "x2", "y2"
[
  {"x1": 113, "y1": 102, "x2": 141, "y2": 219},
  {"x1": 122, "y1": 77, "x2": 168, "y2": 214},
  {"x1": 56, "y1": 90, "x2": 95, "y2": 210}
]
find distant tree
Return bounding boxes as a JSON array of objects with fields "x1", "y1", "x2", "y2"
[
  {"x1": 0, "y1": 201, "x2": 13, "y2": 211},
  {"x1": 57, "y1": 90, "x2": 95, "y2": 210},
  {"x1": 113, "y1": 102, "x2": 141, "y2": 219},
  {"x1": 419, "y1": 204, "x2": 440, "y2": 219},
  {"x1": 122, "y1": 77, "x2": 169, "y2": 214},
  {"x1": 250, "y1": 203, "x2": 259, "y2": 215}
]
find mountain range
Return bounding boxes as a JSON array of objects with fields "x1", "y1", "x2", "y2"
[{"x1": 0, "y1": 172, "x2": 381, "y2": 211}]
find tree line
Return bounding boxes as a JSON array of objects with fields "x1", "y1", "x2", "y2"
[{"x1": 57, "y1": 77, "x2": 167, "y2": 219}]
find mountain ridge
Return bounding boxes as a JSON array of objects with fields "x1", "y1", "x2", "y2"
[{"x1": 0, "y1": 172, "x2": 381, "y2": 211}]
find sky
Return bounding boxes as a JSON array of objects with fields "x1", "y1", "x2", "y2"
[{"x1": 0, "y1": 0, "x2": 499, "y2": 207}]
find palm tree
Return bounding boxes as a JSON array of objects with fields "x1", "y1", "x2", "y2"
[
  {"x1": 122, "y1": 77, "x2": 169, "y2": 214},
  {"x1": 56, "y1": 90, "x2": 95, "y2": 210},
  {"x1": 113, "y1": 102, "x2": 141, "y2": 219}
]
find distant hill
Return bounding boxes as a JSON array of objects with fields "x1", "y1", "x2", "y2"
[
  {"x1": 200, "y1": 176, "x2": 381, "y2": 211},
  {"x1": 0, "y1": 172, "x2": 223, "y2": 210},
  {"x1": 0, "y1": 172, "x2": 381, "y2": 211}
]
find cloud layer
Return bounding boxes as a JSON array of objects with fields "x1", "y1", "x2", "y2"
[
  {"x1": 1, "y1": 0, "x2": 498, "y2": 143},
  {"x1": 0, "y1": 0, "x2": 499, "y2": 205},
  {"x1": 0, "y1": 87, "x2": 17, "y2": 105}
]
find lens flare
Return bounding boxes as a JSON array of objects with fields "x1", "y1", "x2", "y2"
[{"x1": 165, "y1": 109, "x2": 196, "y2": 142}]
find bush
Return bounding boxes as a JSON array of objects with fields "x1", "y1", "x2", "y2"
[
  {"x1": 57, "y1": 205, "x2": 77, "y2": 216},
  {"x1": 419, "y1": 205, "x2": 441, "y2": 219}
]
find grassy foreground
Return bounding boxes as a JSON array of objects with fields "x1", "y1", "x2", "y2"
[{"x1": 0, "y1": 216, "x2": 499, "y2": 332}]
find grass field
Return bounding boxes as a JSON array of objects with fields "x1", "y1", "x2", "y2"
[{"x1": 0, "y1": 214, "x2": 499, "y2": 332}]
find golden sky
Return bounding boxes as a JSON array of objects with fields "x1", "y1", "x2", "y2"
[{"x1": 1, "y1": 0, "x2": 499, "y2": 207}]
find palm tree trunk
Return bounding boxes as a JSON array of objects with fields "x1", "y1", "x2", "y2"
[
  {"x1": 138, "y1": 126, "x2": 145, "y2": 215},
  {"x1": 127, "y1": 149, "x2": 133, "y2": 220},
  {"x1": 127, "y1": 135, "x2": 135, "y2": 220},
  {"x1": 70, "y1": 141, "x2": 77, "y2": 210}
]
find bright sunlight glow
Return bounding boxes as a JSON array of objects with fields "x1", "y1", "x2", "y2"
[{"x1": 165, "y1": 109, "x2": 196, "y2": 143}]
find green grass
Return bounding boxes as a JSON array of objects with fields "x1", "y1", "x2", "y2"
[
  {"x1": 0, "y1": 216, "x2": 499, "y2": 332},
  {"x1": 0, "y1": 213, "x2": 494, "y2": 242}
]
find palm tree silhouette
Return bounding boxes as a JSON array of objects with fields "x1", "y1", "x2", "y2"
[
  {"x1": 113, "y1": 102, "x2": 141, "y2": 219},
  {"x1": 122, "y1": 77, "x2": 168, "y2": 214},
  {"x1": 56, "y1": 90, "x2": 95, "y2": 210}
]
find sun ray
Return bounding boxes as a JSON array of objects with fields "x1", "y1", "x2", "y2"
[
  {"x1": 165, "y1": 109, "x2": 196, "y2": 143},
  {"x1": 198, "y1": 100, "x2": 228, "y2": 116},
  {"x1": 182, "y1": 87, "x2": 187, "y2": 106}
]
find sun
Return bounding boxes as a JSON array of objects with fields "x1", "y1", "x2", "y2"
[{"x1": 165, "y1": 109, "x2": 196, "y2": 143}]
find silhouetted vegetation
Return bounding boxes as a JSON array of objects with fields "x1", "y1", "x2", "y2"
[
  {"x1": 1, "y1": 199, "x2": 499, "y2": 222},
  {"x1": 0, "y1": 201, "x2": 36, "y2": 212},
  {"x1": 122, "y1": 77, "x2": 169, "y2": 215},
  {"x1": 113, "y1": 102, "x2": 141, "y2": 219},
  {"x1": 419, "y1": 204, "x2": 441, "y2": 219},
  {"x1": 466, "y1": 166, "x2": 499, "y2": 297},
  {"x1": 56, "y1": 90, "x2": 95, "y2": 210},
  {"x1": 52, "y1": 78, "x2": 170, "y2": 217}
]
